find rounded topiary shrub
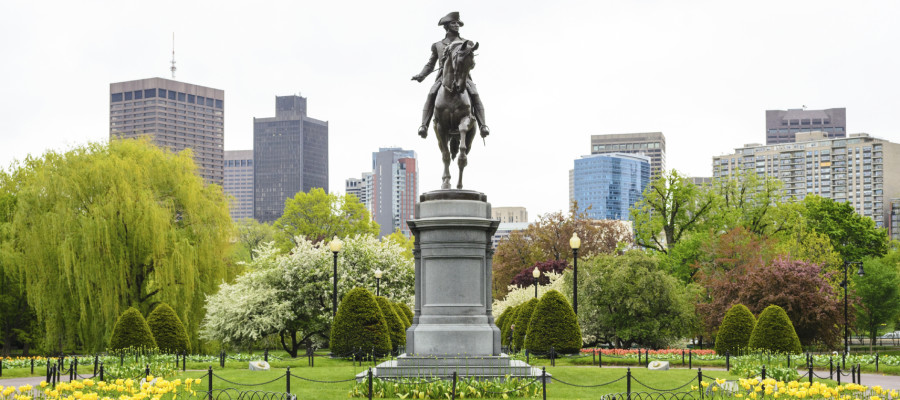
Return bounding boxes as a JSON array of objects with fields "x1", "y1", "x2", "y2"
[
  {"x1": 376, "y1": 296, "x2": 406, "y2": 352},
  {"x1": 330, "y1": 288, "x2": 391, "y2": 356},
  {"x1": 495, "y1": 307, "x2": 514, "y2": 343},
  {"x1": 109, "y1": 307, "x2": 157, "y2": 350},
  {"x1": 397, "y1": 302, "x2": 414, "y2": 325},
  {"x1": 392, "y1": 302, "x2": 411, "y2": 329},
  {"x1": 715, "y1": 303, "x2": 756, "y2": 355},
  {"x1": 500, "y1": 305, "x2": 519, "y2": 347},
  {"x1": 525, "y1": 290, "x2": 582, "y2": 354},
  {"x1": 513, "y1": 298, "x2": 540, "y2": 350},
  {"x1": 748, "y1": 304, "x2": 802, "y2": 354},
  {"x1": 147, "y1": 303, "x2": 191, "y2": 354}
]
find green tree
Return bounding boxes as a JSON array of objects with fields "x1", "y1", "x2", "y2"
[
  {"x1": 0, "y1": 139, "x2": 232, "y2": 352},
  {"x1": 580, "y1": 251, "x2": 699, "y2": 348},
  {"x1": 109, "y1": 307, "x2": 157, "y2": 350},
  {"x1": 330, "y1": 288, "x2": 391, "y2": 357},
  {"x1": 748, "y1": 305, "x2": 802, "y2": 354},
  {"x1": 801, "y1": 195, "x2": 889, "y2": 261},
  {"x1": 715, "y1": 304, "x2": 756, "y2": 355},
  {"x1": 147, "y1": 303, "x2": 191, "y2": 354},
  {"x1": 383, "y1": 230, "x2": 414, "y2": 261},
  {"x1": 274, "y1": 188, "x2": 378, "y2": 248},
  {"x1": 512, "y1": 298, "x2": 539, "y2": 350},
  {"x1": 525, "y1": 290, "x2": 582, "y2": 354},
  {"x1": 631, "y1": 170, "x2": 717, "y2": 253},
  {"x1": 234, "y1": 218, "x2": 277, "y2": 262},
  {"x1": 376, "y1": 296, "x2": 406, "y2": 353},
  {"x1": 854, "y1": 254, "x2": 900, "y2": 346}
]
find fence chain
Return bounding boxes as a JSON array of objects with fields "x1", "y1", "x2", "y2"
[
  {"x1": 211, "y1": 373, "x2": 285, "y2": 387},
  {"x1": 631, "y1": 376, "x2": 696, "y2": 392},
  {"x1": 552, "y1": 374, "x2": 626, "y2": 388}
]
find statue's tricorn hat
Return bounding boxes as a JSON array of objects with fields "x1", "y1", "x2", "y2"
[{"x1": 438, "y1": 12, "x2": 464, "y2": 26}]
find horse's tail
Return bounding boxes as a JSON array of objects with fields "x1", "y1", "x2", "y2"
[{"x1": 450, "y1": 137, "x2": 459, "y2": 160}]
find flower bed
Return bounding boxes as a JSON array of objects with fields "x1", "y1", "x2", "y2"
[{"x1": 0, "y1": 377, "x2": 203, "y2": 400}]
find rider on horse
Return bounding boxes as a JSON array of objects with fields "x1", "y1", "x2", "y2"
[{"x1": 411, "y1": 12, "x2": 490, "y2": 139}]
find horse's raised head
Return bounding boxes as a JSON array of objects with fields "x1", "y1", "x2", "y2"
[{"x1": 447, "y1": 41, "x2": 477, "y2": 93}]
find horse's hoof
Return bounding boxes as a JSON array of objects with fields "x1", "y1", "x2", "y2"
[
  {"x1": 457, "y1": 184, "x2": 463, "y2": 189},
  {"x1": 442, "y1": 182, "x2": 451, "y2": 190}
]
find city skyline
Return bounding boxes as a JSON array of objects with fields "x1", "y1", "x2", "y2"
[{"x1": 2, "y1": 1, "x2": 900, "y2": 219}]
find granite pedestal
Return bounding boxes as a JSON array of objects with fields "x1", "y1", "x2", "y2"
[{"x1": 367, "y1": 190, "x2": 542, "y2": 380}]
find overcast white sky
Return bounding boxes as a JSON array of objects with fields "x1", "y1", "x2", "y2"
[{"x1": 2, "y1": 1, "x2": 899, "y2": 219}]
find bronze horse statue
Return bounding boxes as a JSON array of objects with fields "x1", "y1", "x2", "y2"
[{"x1": 432, "y1": 40, "x2": 481, "y2": 190}]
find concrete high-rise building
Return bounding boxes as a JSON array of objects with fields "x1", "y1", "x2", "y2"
[
  {"x1": 890, "y1": 199, "x2": 900, "y2": 241},
  {"x1": 225, "y1": 150, "x2": 254, "y2": 221},
  {"x1": 573, "y1": 153, "x2": 651, "y2": 221},
  {"x1": 713, "y1": 131, "x2": 900, "y2": 232},
  {"x1": 253, "y1": 95, "x2": 329, "y2": 223},
  {"x1": 346, "y1": 177, "x2": 363, "y2": 201},
  {"x1": 369, "y1": 148, "x2": 419, "y2": 237},
  {"x1": 110, "y1": 77, "x2": 224, "y2": 184},
  {"x1": 492, "y1": 207, "x2": 528, "y2": 223},
  {"x1": 590, "y1": 132, "x2": 666, "y2": 180},
  {"x1": 766, "y1": 108, "x2": 846, "y2": 145},
  {"x1": 345, "y1": 172, "x2": 375, "y2": 216}
]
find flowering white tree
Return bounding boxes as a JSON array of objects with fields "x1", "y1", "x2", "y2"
[
  {"x1": 492, "y1": 272, "x2": 565, "y2": 319},
  {"x1": 200, "y1": 234, "x2": 413, "y2": 356}
]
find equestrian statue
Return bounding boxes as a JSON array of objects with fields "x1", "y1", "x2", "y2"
[{"x1": 412, "y1": 12, "x2": 489, "y2": 190}]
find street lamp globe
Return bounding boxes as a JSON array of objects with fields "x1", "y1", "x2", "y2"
[
  {"x1": 375, "y1": 268, "x2": 383, "y2": 279},
  {"x1": 569, "y1": 233, "x2": 581, "y2": 250},
  {"x1": 329, "y1": 236, "x2": 343, "y2": 253},
  {"x1": 532, "y1": 267, "x2": 540, "y2": 279}
]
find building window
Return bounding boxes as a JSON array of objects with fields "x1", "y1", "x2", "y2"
[
  {"x1": 134, "y1": 90, "x2": 143, "y2": 100},
  {"x1": 111, "y1": 93, "x2": 123, "y2": 102},
  {"x1": 178, "y1": 92, "x2": 186, "y2": 102},
  {"x1": 188, "y1": 94, "x2": 195, "y2": 104},
  {"x1": 168, "y1": 91, "x2": 176, "y2": 100},
  {"x1": 215, "y1": 99, "x2": 223, "y2": 109},
  {"x1": 145, "y1": 89, "x2": 156, "y2": 98},
  {"x1": 159, "y1": 89, "x2": 167, "y2": 98}
]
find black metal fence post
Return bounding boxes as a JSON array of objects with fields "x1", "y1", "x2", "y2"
[
  {"x1": 94, "y1": 355, "x2": 98, "y2": 375},
  {"x1": 99, "y1": 362, "x2": 104, "y2": 382},
  {"x1": 876, "y1": 353, "x2": 880, "y2": 372},
  {"x1": 726, "y1": 351, "x2": 730, "y2": 371},
  {"x1": 207, "y1": 366, "x2": 213, "y2": 400},
  {"x1": 627, "y1": 368, "x2": 632, "y2": 400},
  {"x1": 145, "y1": 364, "x2": 150, "y2": 379},
  {"x1": 265, "y1": 349, "x2": 269, "y2": 362},
  {"x1": 286, "y1": 367, "x2": 291, "y2": 394},
  {"x1": 220, "y1": 350, "x2": 225, "y2": 368},
  {"x1": 857, "y1": 364, "x2": 861, "y2": 385},
  {"x1": 0, "y1": 358, "x2": 3, "y2": 377},
  {"x1": 689, "y1": 350, "x2": 692, "y2": 369},
  {"x1": 542, "y1": 368, "x2": 547, "y2": 400},
  {"x1": 836, "y1": 365, "x2": 841, "y2": 385},
  {"x1": 761, "y1": 365, "x2": 766, "y2": 381},
  {"x1": 367, "y1": 368, "x2": 373, "y2": 400},
  {"x1": 842, "y1": 352, "x2": 846, "y2": 369},
  {"x1": 851, "y1": 365, "x2": 856, "y2": 384},
  {"x1": 682, "y1": 349, "x2": 685, "y2": 366},
  {"x1": 69, "y1": 361, "x2": 74, "y2": 381},
  {"x1": 593, "y1": 349, "x2": 596, "y2": 366},
  {"x1": 599, "y1": 350, "x2": 602, "y2": 368},
  {"x1": 830, "y1": 357, "x2": 834, "y2": 380},
  {"x1": 787, "y1": 353, "x2": 791, "y2": 368},
  {"x1": 451, "y1": 371, "x2": 457, "y2": 400},
  {"x1": 697, "y1": 368, "x2": 703, "y2": 400},
  {"x1": 183, "y1": 353, "x2": 187, "y2": 372},
  {"x1": 31, "y1": 357, "x2": 35, "y2": 375},
  {"x1": 551, "y1": 346, "x2": 556, "y2": 367},
  {"x1": 526, "y1": 349, "x2": 530, "y2": 364},
  {"x1": 808, "y1": 365, "x2": 813, "y2": 385}
]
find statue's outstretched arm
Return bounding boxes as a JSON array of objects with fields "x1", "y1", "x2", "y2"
[{"x1": 412, "y1": 43, "x2": 440, "y2": 82}]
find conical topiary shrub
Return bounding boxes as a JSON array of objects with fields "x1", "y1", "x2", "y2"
[
  {"x1": 748, "y1": 304, "x2": 802, "y2": 354},
  {"x1": 109, "y1": 307, "x2": 157, "y2": 350},
  {"x1": 715, "y1": 304, "x2": 756, "y2": 355},
  {"x1": 500, "y1": 305, "x2": 519, "y2": 347},
  {"x1": 330, "y1": 288, "x2": 391, "y2": 356},
  {"x1": 495, "y1": 307, "x2": 514, "y2": 344},
  {"x1": 397, "y1": 302, "x2": 414, "y2": 325},
  {"x1": 513, "y1": 298, "x2": 540, "y2": 350},
  {"x1": 376, "y1": 296, "x2": 406, "y2": 352},
  {"x1": 525, "y1": 290, "x2": 582, "y2": 354},
  {"x1": 392, "y1": 302, "x2": 411, "y2": 329},
  {"x1": 147, "y1": 303, "x2": 191, "y2": 354}
]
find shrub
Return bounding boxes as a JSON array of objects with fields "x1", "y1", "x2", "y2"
[
  {"x1": 495, "y1": 307, "x2": 513, "y2": 344},
  {"x1": 392, "y1": 302, "x2": 411, "y2": 329},
  {"x1": 109, "y1": 307, "x2": 157, "y2": 351},
  {"x1": 397, "y1": 302, "x2": 414, "y2": 325},
  {"x1": 500, "y1": 305, "x2": 519, "y2": 347},
  {"x1": 525, "y1": 290, "x2": 582, "y2": 354},
  {"x1": 330, "y1": 288, "x2": 391, "y2": 356},
  {"x1": 147, "y1": 303, "x2": 191, "y2": 354},
  {"x1": 513, "y1": 298, "x2": 540, "y2": 350},
  {"x1": 748, "y1": 304, "x2": 802, "y2": 354},
  {"x1": 715, "y1": 304, "x2": 756, "y2": 355},
  {"x1": 376, "y1": 296, "x2": 407, "y2": 352}
]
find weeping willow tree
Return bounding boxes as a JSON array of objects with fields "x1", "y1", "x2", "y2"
[{"x1": 1, "y1": 138, "x2": 233, "y2": 352}]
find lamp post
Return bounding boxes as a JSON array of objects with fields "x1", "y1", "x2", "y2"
[
  {"x1": 570, "y1": 232, "x2": 581, "y2": 316},
  {"x1": 842, "y1": 261, "x2": 864, "y2": 354},
  {"x1": 374, "y1": 268, "x2": 383, "y2": 297},
  {"x1": 329, "y1": 236, "x2": 343, "y2": 317},
  {"x1": 532, "y1": 267, "x2": 541, "y2": 298}
]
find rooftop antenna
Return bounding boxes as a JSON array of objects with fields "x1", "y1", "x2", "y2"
[{"x1": 170, "y1": 33, "x2": 177, "y2": 79}]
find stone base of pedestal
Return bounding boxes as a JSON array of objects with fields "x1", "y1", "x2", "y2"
[{"x1": 357, "y1": 354, "x2": 548, "y2": 382}]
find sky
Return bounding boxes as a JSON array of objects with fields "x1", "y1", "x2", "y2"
[{"x1": 1, "y1": 1, "x2": 899, "y2": 219}]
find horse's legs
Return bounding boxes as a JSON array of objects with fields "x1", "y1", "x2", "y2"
[
  {"x1": 457, "y1": 135, "x2": 468, "y2": 190},
  {"x1": 435, "y1": 126, "x2": 452, "y2": 190}
]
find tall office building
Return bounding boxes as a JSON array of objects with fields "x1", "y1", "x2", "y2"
[
  {"x1": 891, "y1": 199, "x2": 900, "y2": 241},
  {"x1": 253, "y1": 95, "x2": 329, "y2": 223},
  {"x1": 713, "y1": 131, "x2": 900, "y2": 233},
  {"x1": 110, "y1": 77, "x2": 225, "y2": 184},
  {"x1": 364, "y1": 148, "x2": 418, "y2": 238},
  {"x1": 225, "y1": 150, "x2": 254, "y2": 221},
  {"x1": 766, "y1": 108, "x2": 846, "y2": 145},
  {"x1": 590, "y1": 132, "x2": 666, "y2": 180},
  {"x1": 573, "y1": 153, "x2": 651, "y2": 221}
]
